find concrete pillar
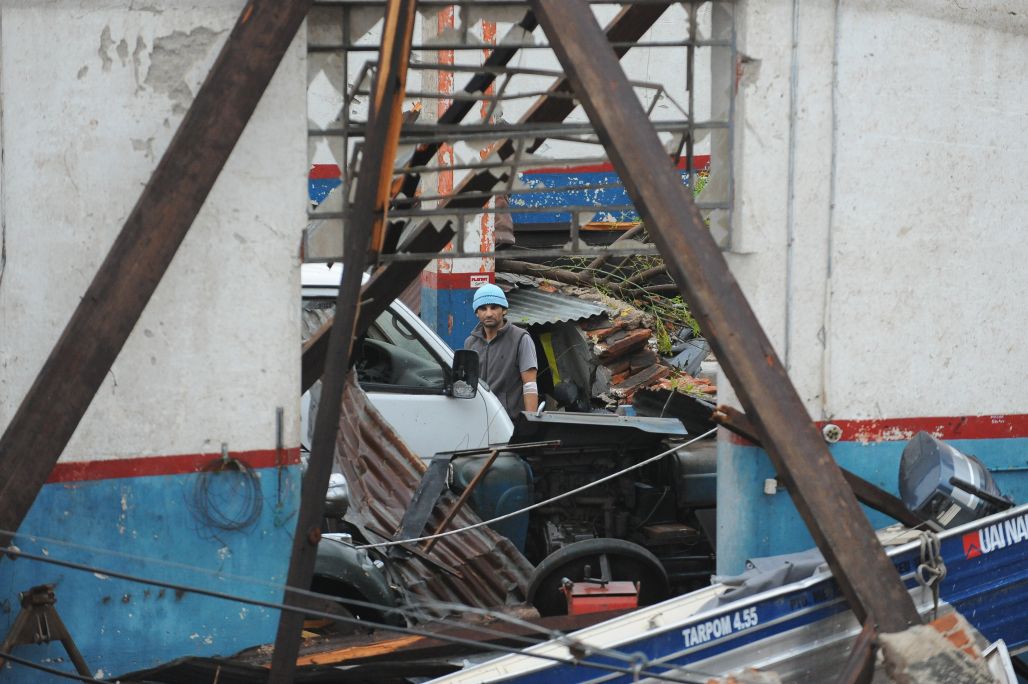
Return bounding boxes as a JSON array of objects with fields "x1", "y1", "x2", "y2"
[{"x1": 418, "y1": 7, "x2": 496, "y2": 349}]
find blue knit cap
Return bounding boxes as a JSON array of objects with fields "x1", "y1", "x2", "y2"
[{"x1": 472, "y1": 283, "x2": 508, "y2": 310}]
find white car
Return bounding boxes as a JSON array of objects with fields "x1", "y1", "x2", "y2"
[{"x1": 301, "y1": 263, "x2": 513, "y2": 459}]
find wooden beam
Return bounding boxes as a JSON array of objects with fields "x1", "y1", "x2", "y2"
[
  {"x1": 0, "y1": 0, "x2": 312, "y2": 545},
  {"x1": 268, "y1": 1, "x2": 418, "y2": 680},
  {"x1": 530, "y1": 0, "x2": 921, "y2": 631},
  {"x1": 275, "y1": 608, "x2": 633, "y2": 668}
]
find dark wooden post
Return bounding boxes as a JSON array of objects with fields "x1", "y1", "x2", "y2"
[{"x1": 268, "y1": 1, "x2": 418, "y2": 680}]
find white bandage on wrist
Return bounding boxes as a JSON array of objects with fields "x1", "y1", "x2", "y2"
[{"x1": 522, "y1": 381, "x2": 538, "y2": 395}]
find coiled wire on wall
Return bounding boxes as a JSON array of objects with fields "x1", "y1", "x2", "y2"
[{"x1": 189, "y1": 442, "x2": 263, "y2": 533}]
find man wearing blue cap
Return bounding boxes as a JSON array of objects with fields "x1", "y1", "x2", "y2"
[{"x1": 464, "y1": 283, "x2": 538, "y2": 419}]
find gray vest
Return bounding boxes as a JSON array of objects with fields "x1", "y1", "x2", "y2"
[{"x1": 465, "y1": 322, "x2": 531, "y2": 419}]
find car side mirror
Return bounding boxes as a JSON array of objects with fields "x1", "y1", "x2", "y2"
[{"x1": 449, "y1": 349, "x2": 480, "y2": 399}]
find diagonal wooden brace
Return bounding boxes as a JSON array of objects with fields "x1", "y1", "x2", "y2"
[{"x1": 269, "y1": 1, "x2": 419, "y2": 680}]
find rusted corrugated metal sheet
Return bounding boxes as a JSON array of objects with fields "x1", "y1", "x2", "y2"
[{"x1": 337, "y1": 373, "x2": 534, "y2": 608}]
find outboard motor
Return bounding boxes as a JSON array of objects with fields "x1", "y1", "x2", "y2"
[{"x1": 899, "y1": 431, "x2": 1010, "y2": 528}]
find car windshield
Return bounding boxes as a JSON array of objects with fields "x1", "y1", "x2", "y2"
[{"x1": 301, "y1": 298, "x2": 446, "y2": 390}]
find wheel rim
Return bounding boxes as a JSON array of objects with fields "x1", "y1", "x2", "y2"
[{"x1": 526, "y1": 538, "x2": 669, "y2": 617}]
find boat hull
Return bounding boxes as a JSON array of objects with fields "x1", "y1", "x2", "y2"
[{"x1": 435, "y1": 504, "x2": 1028, "y2": 683}]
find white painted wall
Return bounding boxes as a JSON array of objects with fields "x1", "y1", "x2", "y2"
[
  {"x1": 0, "y1": 1, "x2": 307, "y2": 461},
  {"x1": 726, "y1": 0, "x2": 1028, "y2": 421}
]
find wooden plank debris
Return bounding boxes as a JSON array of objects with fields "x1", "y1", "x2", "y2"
[
  {"x1": 612, "y1": 364, "x2": 671, "y2": 396},
  {"x1": 594, "y1": 328, "x2": 652, "y2": 361}
]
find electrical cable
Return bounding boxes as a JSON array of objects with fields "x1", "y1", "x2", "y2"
[
  {"x1": 635, "y1": 486, "x2": 671, "y2": 530},
  {"x1": 357, "y1": 427, "x2": 717, "y2": 549},
  {"x1": 0, "y1": 427, "x2": 717, "y2": 676},
  {"x1": 190, "y1": 454, "x2": 263, "y2": 533},
  {"x1": 0, "y1": 431, "x2": 717, "y2": 675},
  {"x1": 2, "y1": 526, "x2": 579, "y2": 663},
  {"x1": 0, "y1": 529, "x2": 474, "y2": 634},
  {"x1": 1, "y1": 546, "x2": 710, "y2": 684},
  {"x1": 1, "y1": 526, "x2": 638, "y2": 666}
]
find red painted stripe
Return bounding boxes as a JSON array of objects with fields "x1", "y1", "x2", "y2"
[
  {"x1": 309, "y1": 164, "x2": 341, "y2": 179},
  {"x1": 830, "y1": 414, "x2": 1028, "y2": 444},
  {"x1": 421, "y1": 270, "x2": 494, "y2": 290},
  {"x1": 46, "y1": 447, "x2": 301, "y2": 484},
  {"x1": 723, "y1": 414, "x2": 1028, "y2": 446},
  {"x1": 521, "y1": 156, "x2": 711, "y2": 176}
]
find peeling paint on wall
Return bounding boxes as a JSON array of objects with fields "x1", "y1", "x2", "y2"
[
  {"x1": 131, "y1": 36, "x2": 147, "y2": 90},
  {"x1": 95, "y1": 23, "x2": 226, "y2": 118},
  {"x1": 131, "y1": 137, "x2": 155, "y2": 160},
  {"x1": 129, "y1": 1, "x2": 164, "y2": 15},
  {"x1": 98, "y1": 26, "x2": 115, "y2": 72},
  {"x1": 143, "y1": 27, "x2": 224, "y2": 115},
  {"x1": 116, "y1": 37, "x2": 129, "y2": 67}
]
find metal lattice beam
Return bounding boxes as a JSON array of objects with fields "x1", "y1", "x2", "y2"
[{"x1": 300, "y1": 2, "x2": 671, "y2": 392}]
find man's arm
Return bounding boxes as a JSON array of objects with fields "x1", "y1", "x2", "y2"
[
  {"x1": 521, "y1": 368, "x2": 539, "y2": 413},
  {"x1": 517, "y1": 333, "x2": 539, "y2": 412}
]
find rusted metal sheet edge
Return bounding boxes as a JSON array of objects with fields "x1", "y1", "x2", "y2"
[
  {"x1": 338, "y1": 373, "x2": 534, "y2": 609},
  {"x1": 836, "y1": 616, "x2": 878, "y2": 684},
  {"x1": 504, "y1": 287, "x2": 609, "y2": 328}
]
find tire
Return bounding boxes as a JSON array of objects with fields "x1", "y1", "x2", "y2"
[{"x1": 526, "y1": 538, "x2": 670, "y2": 617}]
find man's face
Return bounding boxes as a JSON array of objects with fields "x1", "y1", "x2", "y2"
[{"x1": 475, "y1": 304, "x2": 505, "y2": 329}]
